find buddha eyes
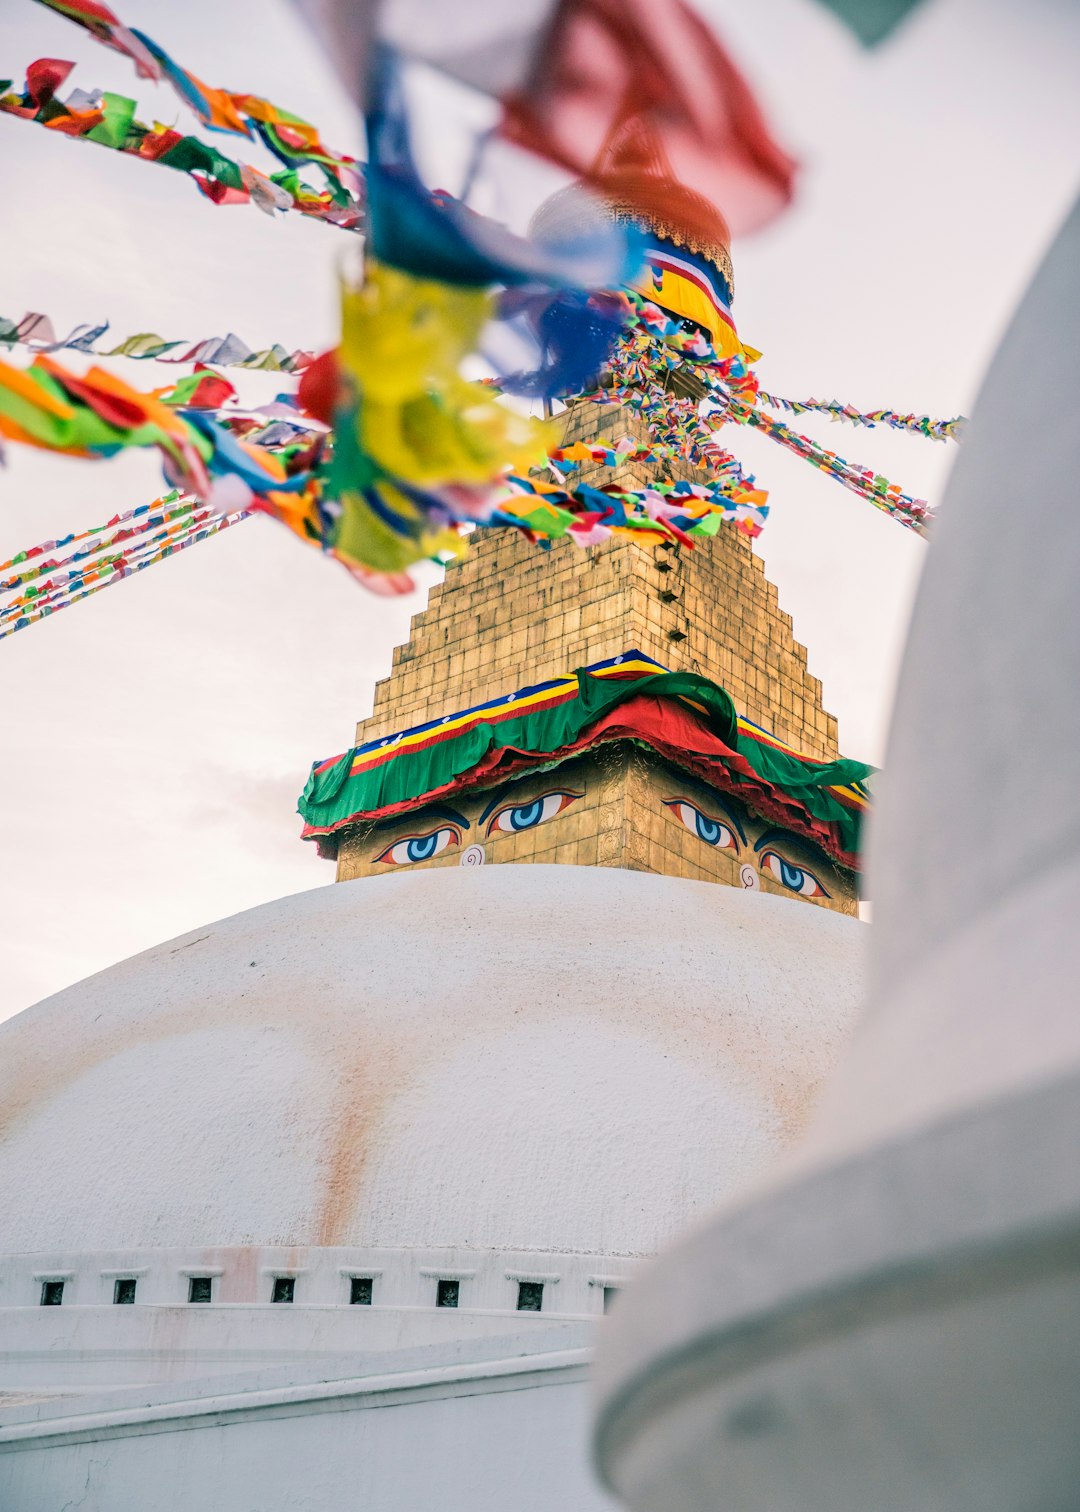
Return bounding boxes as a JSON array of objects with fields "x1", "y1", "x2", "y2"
[
  {"x1": 371, "y1": 793, "x2": 827, "y2": 897},
  {"x1": 372, "y1": 790, "x2": 582, "y2": 865},
  {"x1": 662, "y1": 800, "x2": 830, "y2": 899},
  {"x1": 486, "y1": 790, "x2": 581, "y2": 835},
  {"x1": 663, "y1": 800, "x2": 738, "y2": 852},
  {"x1": 759, "y1": 850, "x2": 828, "y2": 899},
  {"x1": 373, "y1": 825, "x2": 461, "y2": 866}
]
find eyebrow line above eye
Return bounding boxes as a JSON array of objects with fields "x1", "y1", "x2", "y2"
[
  {"x1": 711, "y1": 798, "x2": 747, "y2": 846},
  {"x1": 753, "y1": 827, "x2": 824, "y2": 860},
  {"x1": 477, "y1": 786, "x2": 512, "y2": 826},
  {"x1": 376, "y1": 804, "x2": 470, "y2": 831}
]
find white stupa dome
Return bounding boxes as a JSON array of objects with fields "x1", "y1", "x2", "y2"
[
  {"x1": 0, "y1": 862, "x2": 865, "y2": 1419},
  {"x1": 0, "y1": 867, "x2": 863, "y2": 1264}
]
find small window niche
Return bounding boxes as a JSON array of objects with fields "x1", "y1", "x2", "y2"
[
  {"x1": 516, "y1": 1281, "x2": 544, "y2": 1312},
  {"x1": 436, "y1": 1278, "x2": 459, "y2": 1308},
  {"x1": 349, "y1": 1276, "x2": 373, "y2": 1306},
  {"x1": 188, "y1": 1276, "x2": 213, "y2": 1304},
  {"x1": 603, "y1": 1285, "x2": 620, "y2": 1314},
  {"x1": 271, "y1": 1276, "x2": 296, "y2": 1304},
  {"x1": 40, "y1": 1280, "x2": 64, "y2": 1307},
  {"x1": 113, "y1": 1278, "x2": 137, "y2": 1305}
]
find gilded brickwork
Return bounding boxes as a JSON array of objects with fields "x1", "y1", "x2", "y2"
[
  {"x1": 353, "y1": 400, "x2": 838, "y2": 764},
  {"x1": 334, "y1": 399, "x2": 853, "y2": 905}
]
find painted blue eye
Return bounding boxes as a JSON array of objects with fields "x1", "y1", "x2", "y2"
[
  {"x1": 374, "y1": 826, "x2": 460, "y2": 866},
  {"x1": 663, "y1": 800, "x2": 738, "y2": 853},
  {"x1": 508, "y1": 800, "x2": 543, "y2": 831},
  {"x1": 760, "y1": 850, "x2": 828, "y2": 899},
  {"x1": 487, "y1": 790, "x2": 582, "y2": 836},
  {"x1": 695, "y1": 811, "x2": 723, "y2": 844}
]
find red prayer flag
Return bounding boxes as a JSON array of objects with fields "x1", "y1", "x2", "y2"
[
  {"x1": 500, "y1": 0, "x2": 796, "y2": 240},
  {"x1": 38, "y1": 1, "x2": 123, "y2": 29},
  {"x1": 40, "y1": 363, "x2": 150, "y2": 430},
  {"x1": 25, "y1": 57, "x2": 75, "y2": 109},
  {"x1": 138, "y1": 126, "x2": 185, "y2": 160},
  {"x1": 193, "y1": 176, "x2": 251, "y2": 208},
  {"x1": 44, "y1": 105, "x2": 106, "y2": 136},
  {"x1": 297, "y1": 350, "x2": 343, "y2": 426},
  {"x1": 185, "y1": 372, "x2": 237, "y2": 410}
]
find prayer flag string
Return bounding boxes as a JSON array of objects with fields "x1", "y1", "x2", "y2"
[
  {"x1": 0, "y1": 493, "x2": 248, "y2": 639},
  {"x1": 1, "y1": 509, "x2": 211, "y2": 624},
  {"x1": 1, "y1": 312, "x2": 315, "y2": 373},
  {"x1": 0, "y1": 61, "x2": 363, "y2": 229},
  {"x1": 756, "y1": 390, "x2": 965, "y2": 442},
  {"x1": 0, "y1": 490, "x2": 203, "y2": 592},
  {"x1": 0, "y1": 490, "x2": 199, "y2": 574},
  {"x1": 30, "y1": 0, "x2": 362, "y2": 207},
  {"x1": 0, "y1": 513, "x2": 247, "y2": 640},
  {"x1": 589, "y1": 330, "x2": 933, "y2": 536}
]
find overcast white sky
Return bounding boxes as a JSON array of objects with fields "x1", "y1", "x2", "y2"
[{"x1": 1, "y1": 0, "x2": 1078, "y2": 1023}]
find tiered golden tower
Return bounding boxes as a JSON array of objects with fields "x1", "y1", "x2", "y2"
[{"x1": 332, "y1": 398, "x2": 855, "y2": 915}]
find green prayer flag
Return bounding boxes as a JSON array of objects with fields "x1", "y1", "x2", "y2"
[
  {"x1": 159, "y1": 134, "x2": 245, "y2": 190},
  {"x1": 86, "y1": 91, "x2": 135, "y2": 150}
]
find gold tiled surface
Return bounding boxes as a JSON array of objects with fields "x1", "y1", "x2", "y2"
[
  {"x1": 335, "y1": 746, "x2": 857, "y2": 916},
  {"x1": 335, "y1": 400, "x2": 851, "y2": 898},
  {"x1": 353, "y1": 400, "x2": 838, "y2": 765}
]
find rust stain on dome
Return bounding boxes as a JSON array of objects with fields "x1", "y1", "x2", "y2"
[{"x1": 0, "y1": 875, "x2": 864, "y2": 1251}]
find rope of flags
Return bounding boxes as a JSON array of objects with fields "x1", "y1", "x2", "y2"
[
  {"x1": 495, "y1": 470, "x2": 768, "y2": 547},
  {"x1": 0, "y1": 492, "x2": 248, "y2": 639},
  {"x1": 0, "y1": 491, "x2": 201, "y2": 575},
  {"x1": 0, "y1": 60, "x2": 363, "y2": 229},
  {"x1": 1, "y1": 312, "x2": 315, "y2": 374},
  {"x1": 549, "y1": 435, "x2": 754, "y2": 483},
  {"x1": 591, "y1": 334, "x2": 933, "y2": 536},
  {"x1": 756, "y1": 390, "x2": 965, "y2": 442},
  {"x1": 1, "y1": 491, "x2": 205, "y2": 592},
  {"x1": 727, "y1": 401, "x2": 931, "y2": 531},
  {"x1": 30, "y1": 0, "x2": 363, "y2": 211}
]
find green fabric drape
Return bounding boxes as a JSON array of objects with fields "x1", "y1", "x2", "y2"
[{"x1": 299, "y1": 670, "x2": 873, "y2": 857}]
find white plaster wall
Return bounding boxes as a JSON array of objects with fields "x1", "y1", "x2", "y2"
[
  {"x1": 361, "y1": 1021, "x2": 773, "y2": 1253},
  {"x1": 0, "y1": 1328, "x2": 619, "y2": 1512},
  {"x1": 1, "y1": 1027, "x2": 330, "y2": 1251},
  {"x1": 0, "y1": 867, "x2": 865, "y2": 1258},
  {"x1": 0, "y1": 1301, "x2": 575, "y2": 1394},
  {"x1": 0, "y1": 1388, "x2": 614, "y2": 1512},
  {"x1": 787, "y1": 198, "x2": 1080, "y2": 1175},
  {"x1": 867, "y1": 199, "x2": 1080, "y2": 997},
  {"x1": 0, "y1": 1324, "x2": 614, "y2": 1512}
]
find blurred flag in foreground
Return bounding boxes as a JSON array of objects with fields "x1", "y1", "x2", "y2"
[{"x1": 294, "y1": 0, "x2": 797, "y2": 241}]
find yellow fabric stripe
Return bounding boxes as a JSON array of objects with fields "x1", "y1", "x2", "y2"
[
  {"x1": 736, "y1": 718, "x2": 869, "y2": 809},
  {"x1": 736, "y1": 716, "x2": 807, "y2": 758},
  {"x1": 633, "y1": 270, "x2": 741, "y2": 358},
  {"x1": 349, "y1": 659, "x2": 662, "y2": 773}
]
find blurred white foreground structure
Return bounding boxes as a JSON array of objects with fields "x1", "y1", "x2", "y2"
[{"x1": 594, "y1": 200, "x2": 1080, "y2": 1512}]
